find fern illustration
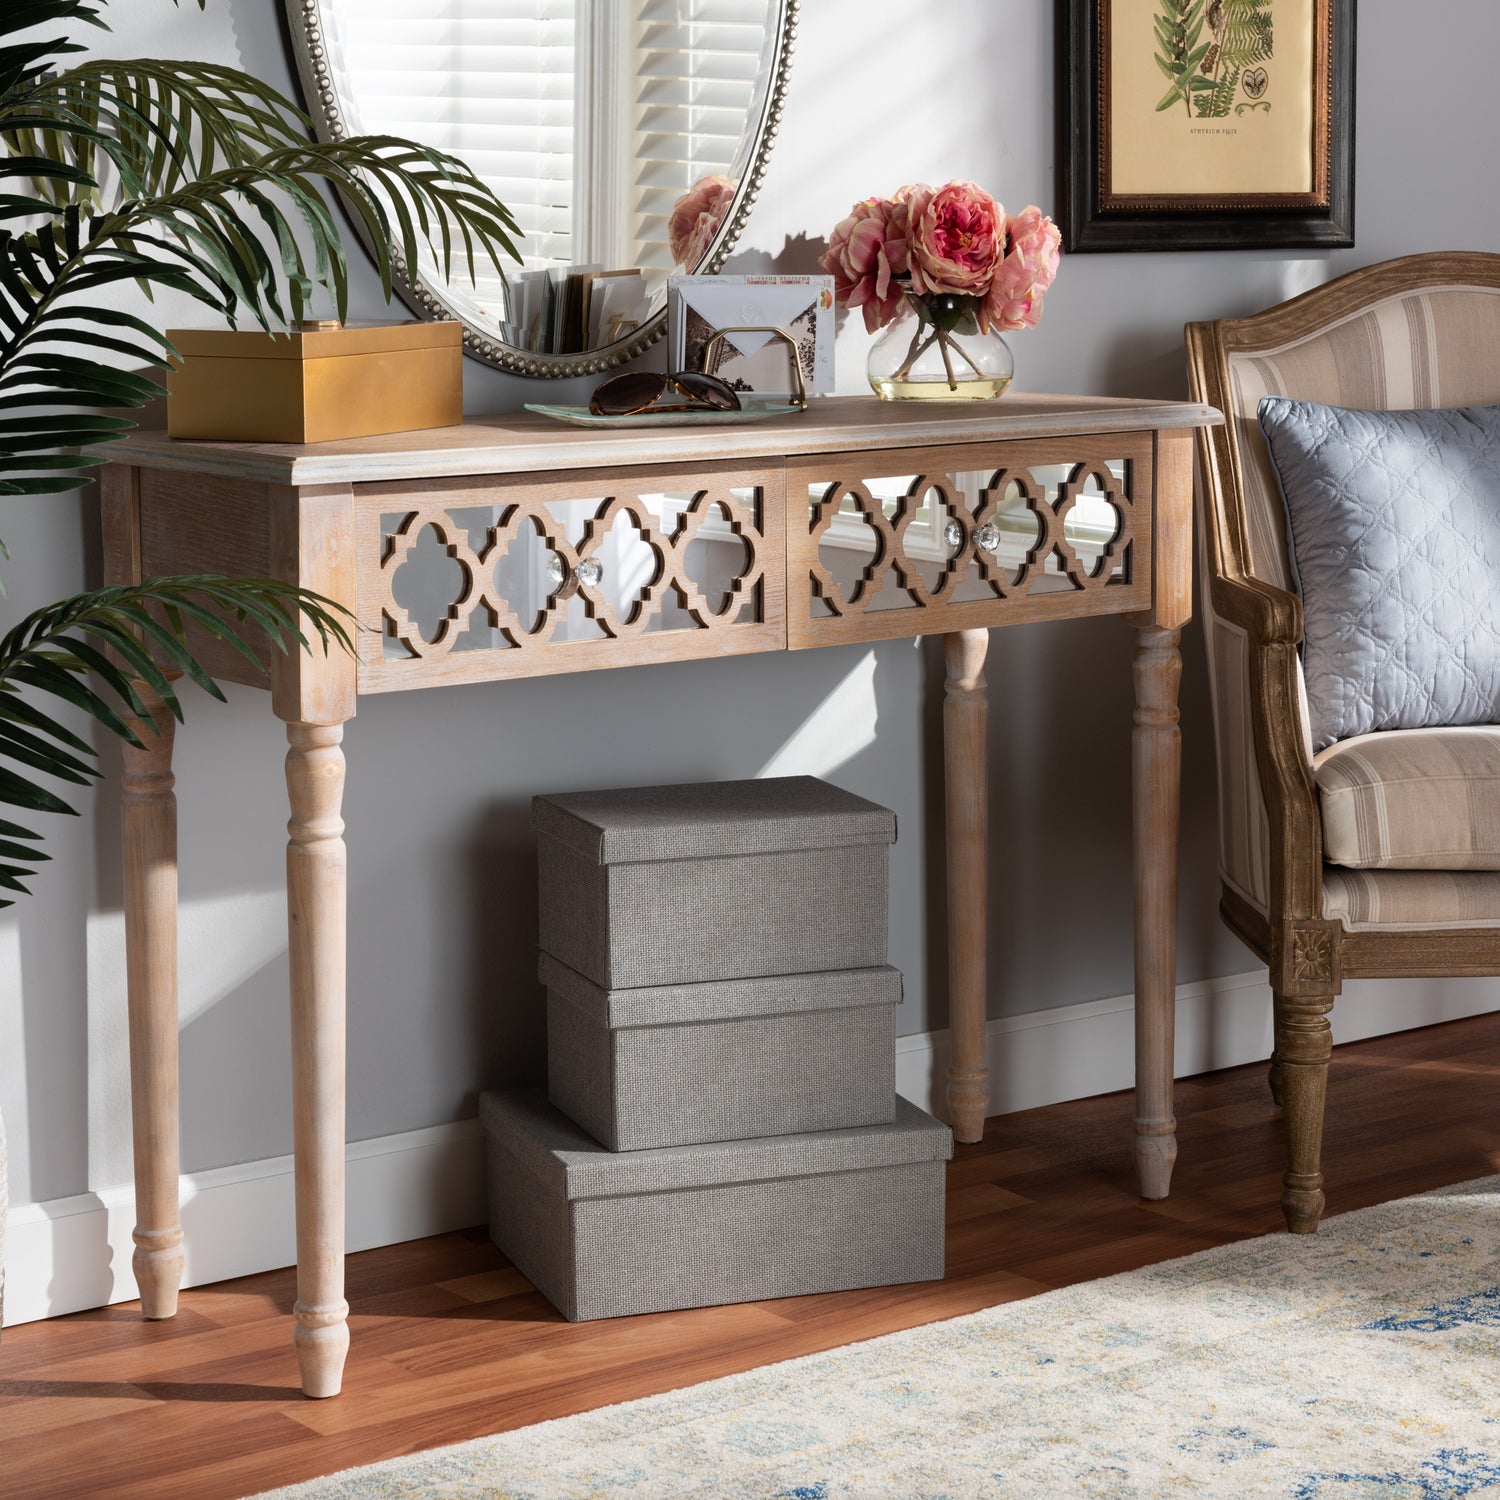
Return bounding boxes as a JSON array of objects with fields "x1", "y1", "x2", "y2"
[
  {"x1": 1199, "y1": 65, "x2": 1241, "y2": 117},
  {"x1": 1220, "y1": 0, "x2": 1273, "y2": 68},
  {"x1": 1188, "y1": 0, "x2": 1269, "y2": 118},
  {"x1": 1153, "y1": 0, "x2": 1214, "y2": 116}
]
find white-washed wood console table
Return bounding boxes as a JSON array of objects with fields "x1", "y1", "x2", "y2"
[{"x1": 99, "y1": 393, "x2": 1220, "y2": 1397}]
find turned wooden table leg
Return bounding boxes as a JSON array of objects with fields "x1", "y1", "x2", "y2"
[
  {"x1": 121, "y1": 690, "x2": 185, "y2": 1318},
  {"x1": 285, "y1": 721, "x2": 350, "y2": 1398},
  {"x1": 1131, "y1": 623, "x2": 1182, "y2": 1200},
  {"x1": 944, "y1": 628, "x2": 990, "y2": 1145}
]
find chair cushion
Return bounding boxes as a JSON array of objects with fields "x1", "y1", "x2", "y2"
[
  {"x1": 1315, "y1": 726, "x2": 1500, "y2": 869},
  {"x1": 1323, "y1": 868, "x2": 1500, "y2": 930},
  {"x1": 1258, "y1": 397, "x2": 1500, "y2": 752}
]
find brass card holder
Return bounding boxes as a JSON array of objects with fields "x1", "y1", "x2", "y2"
[{"x1": 699, "y1": 325, "x2": 808, "y2": 411}]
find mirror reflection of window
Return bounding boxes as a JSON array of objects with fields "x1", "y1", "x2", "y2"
[
  {"x1": 604, "y1": 0, "x2": 774, "y2": 284},
  {"x1": 324, "y1": 0, "x2": 577, "y2": 320},
  {"x1": 323, "y1": 0, "x2": 774, "y2": 320}
]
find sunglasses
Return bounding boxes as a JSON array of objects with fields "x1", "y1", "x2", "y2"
[{"x1": 589, "y1": 369, "x2": 741, "y2": 418}]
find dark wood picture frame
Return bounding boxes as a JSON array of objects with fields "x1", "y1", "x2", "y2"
[{"x1": 1060, "y1": 0, "x2": 1355, "y2": 252}]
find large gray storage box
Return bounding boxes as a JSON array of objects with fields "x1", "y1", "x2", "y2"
[
  {"x1": 482, "y1": 1088, "x2": 950, "y2": 1322},
  {"x1": 532, "y1": 776, "x2": 896, "y2": 989},
  {"x1": 543, "y1": 953, "x2": 900, "y2": 1150}
]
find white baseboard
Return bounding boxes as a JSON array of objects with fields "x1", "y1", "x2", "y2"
[
  {"x1": 896, "y1": 968, "x2": 1500, "y2": 1120},
  {"x1": 4, "y1": 1119, "x2": 485, "y2": 1327},
  {"x1": 8, "y1": 968, "x2": 1500, "y2": 1327}
]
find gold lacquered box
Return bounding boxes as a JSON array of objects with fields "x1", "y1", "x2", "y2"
[{"x1": 166, "y1": 320, "x2": 463, "y2": 443}]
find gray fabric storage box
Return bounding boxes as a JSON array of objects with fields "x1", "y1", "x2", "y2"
[
  {"x1": 543, "y1": 953, "x2": 900, "y2": 1150},
  {"x1": 533, "y1": 776, "x2": 896, "y2": 988},
  {"x1": 481, "y1": 1088, "x2": 950, "y2": 1322}
]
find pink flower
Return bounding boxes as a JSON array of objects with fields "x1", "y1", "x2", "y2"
[
  {"x1": 669, "y1": 174, "x2": 737, "y2": 270},
  {"x1": 902, "y1": 180, "x2": 1005, "y2": 305},
  {"x1": 985, "y1": 205, "x2": 1061, "y2": 333},
  {"x1": 818, "y1": 196, "x2": 911, "y2": 333}
]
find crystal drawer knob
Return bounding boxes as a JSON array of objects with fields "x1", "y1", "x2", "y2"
[
  {"x1": 544, "y1": 552, "x2": 566, "y2": 588},
  {"x1": 973, "y1": 522, "x2": 1001, "y2": 554},
  {"x1": 576, "y1": 557, "x2": 604, "y2": 588},
  {"x1": 942, "y1": 519, "x2": 963, "y2": 550}
]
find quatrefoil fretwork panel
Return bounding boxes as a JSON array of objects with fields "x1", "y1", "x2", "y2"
[
  {"x1": 354, "y1": 463, "x2": 786, "y2": 692},
  {"x1": 787, "y1": 437, "x2": 1153, "y2": 648}
]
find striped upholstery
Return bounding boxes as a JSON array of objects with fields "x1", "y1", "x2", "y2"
[
  {"x1": 1201, "y1": 283, "x2": 1500, "y2": 917},
  {"x1": 1323, "y1": 868, "x2": 1500, "y2": 931},
  {"x1": 1315, "y1": 728, "x2": 1500, "y2": 870}
]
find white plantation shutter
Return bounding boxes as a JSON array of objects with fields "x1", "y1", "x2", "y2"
[
  {"x1": 631, "y1": 0, "x2": 773, "y2": 278},
  {"x1": 324, "y1": 0, "x2": 577, "y2": 294}
]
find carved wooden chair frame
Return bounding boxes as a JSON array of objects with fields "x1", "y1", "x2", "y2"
[{"x1": 1185, "y1": 251, "x2": 1500, "y2": 1234}]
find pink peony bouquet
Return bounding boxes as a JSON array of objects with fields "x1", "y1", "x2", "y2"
[
  {"x1": 820, "y1": 180, "x2": 1060, "y2": 387},
  {"x1": 669, "y1": 174, "x2": 737, "y2": 270}
]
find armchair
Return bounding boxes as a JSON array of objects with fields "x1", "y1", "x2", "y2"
[{"x1": 1185, "y1": 252, "x2": 1500, "y2": 1233}]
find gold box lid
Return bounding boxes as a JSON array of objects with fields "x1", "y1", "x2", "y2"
[{"x1": 168, "y1": 320, "x2": 462, "y2": 360}]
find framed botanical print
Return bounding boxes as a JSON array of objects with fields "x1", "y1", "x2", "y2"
[{"x1": 1060, "y1": 0, "x2": 1354, "y2": 252}]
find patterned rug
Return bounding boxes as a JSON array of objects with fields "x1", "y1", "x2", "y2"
[{"x1": 257, "y1": 1177, "x2": 1500, "y2": 1499}]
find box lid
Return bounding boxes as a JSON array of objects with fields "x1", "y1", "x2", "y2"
[
  {"x1": 531, "y1": 776, "x2": 897, "y2": 866},
  {"x1": 539, "y1": 952, "x2": 902, "y2": 1028},
  {"x1": 168, "y1": 320, "x2": 461, "y2": 360},
  {"x1": 481, "y1": 1089, "x2": 950, "y2": 1200}
]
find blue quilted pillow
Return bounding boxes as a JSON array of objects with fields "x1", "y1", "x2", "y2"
[{"x1": 1258, "y1": 397, "x2": 1500, "y2": 751}]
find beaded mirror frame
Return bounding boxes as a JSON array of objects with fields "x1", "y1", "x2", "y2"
[{"x1": 286, "y1": 0, "x2": 799, "y2": 379}]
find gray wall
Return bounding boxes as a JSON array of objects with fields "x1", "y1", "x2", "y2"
[{"x1": 4, "y1": 0, "x2": 1499, "y2": 1209}]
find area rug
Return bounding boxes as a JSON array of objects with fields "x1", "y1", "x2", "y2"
[{"x1": 257, "y1": 1177, "x2": 1500, "y2": 1499}]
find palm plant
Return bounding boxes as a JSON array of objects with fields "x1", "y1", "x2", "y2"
[{"x1": 0, "y1": 0, "x2": 521, "y2": 902}]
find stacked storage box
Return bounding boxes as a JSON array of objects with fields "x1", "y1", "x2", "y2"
[{"x1": 481, "y1": 776, "x2": 952, "y2": 1322}]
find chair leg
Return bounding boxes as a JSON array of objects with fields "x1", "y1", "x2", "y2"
[
  {"x1": 1273, "y1": 987, "x2": 1333, "y2": 1233},
  {"x1": 1267, "y1": 1048, "x2": 1284, "y2": 1108}
]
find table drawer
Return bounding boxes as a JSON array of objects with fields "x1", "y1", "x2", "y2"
[
  {"x1": 354, "y1": 460, "x2": 786, "y2": 693},
  {"x1": 786, "y1": 434, "x2": 1154, "y2": 649}
]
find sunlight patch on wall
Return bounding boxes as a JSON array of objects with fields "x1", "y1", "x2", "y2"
[
  {"x1": 0, "y1": 916, "x2": 28, "y2": 1205},
  {"x1": 756, "y1": 649, "x2": 880, "y2": 779},
  {"x1": 85, "y1": 888, "x2": 287, "y2": 1189},
  {"x1": 1275, "y1": 258, "x2": 1329, "y2": 304}
]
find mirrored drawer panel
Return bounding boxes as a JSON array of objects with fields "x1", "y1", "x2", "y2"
[
  {"x1": 354, "y1": 460, "x2": 786, "y2": 692},
  {"x1": 786, "y1": 435, "x2": 1154, "y2": 649}
]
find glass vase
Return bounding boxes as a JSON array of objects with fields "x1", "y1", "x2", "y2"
[{"x1": 867, "y1": 293, "x2": 1014, "y2": 401}]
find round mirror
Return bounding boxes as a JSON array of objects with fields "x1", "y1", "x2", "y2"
[{"x1": 288, "y1": 0, "x2": 798, "y2": 377}]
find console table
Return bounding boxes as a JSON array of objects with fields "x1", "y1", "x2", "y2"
[{"x1": 99, "y1": 392, "x2": 1220, "y2": 1398}]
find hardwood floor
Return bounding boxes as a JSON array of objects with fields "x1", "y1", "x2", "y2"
[{"x1": 3, "y1": 1011, "x2": 1499, "y2": 1500}]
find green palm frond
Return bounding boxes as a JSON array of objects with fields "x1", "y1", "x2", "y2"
[
  {"x1": 6, "y1": 62, "x2": 305, "y2": 214},
  {"x1": 0, "y1": 0, "x2": 512, "y2": 904},
  {"x1": 0, "y1": 574, "x2": 353, "y2": 905},
  {"x1": 0, "y1": 0, "x2": 523, "y2": 506}
]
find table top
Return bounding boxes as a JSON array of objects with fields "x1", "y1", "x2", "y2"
[{"x1": 101, "y1": 393, "x2": 1223, "y2": 486}]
